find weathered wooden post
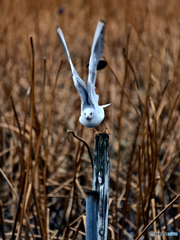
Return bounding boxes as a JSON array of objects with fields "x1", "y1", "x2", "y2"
[
  {"x1": 93, "y1": 133, "x2": 110, "y2": 240},
  {"x1": 86, "y1": 190, "x2": 98, "y2": 240}
]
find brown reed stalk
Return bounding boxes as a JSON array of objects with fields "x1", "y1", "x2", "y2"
[
  {"x1": 10, "y1": 96, "x2": 23, "y2": 147},
  {"x1": 55, "y1": 188, "x2": 73, "y2": 239},
  {"x1": 71, "y1": 218, "x2": 83, "y2": 240},
  {"x1": 62, "y1": 127, "x2": 85, "y2": 239},
  {"x1": 24, "y1": 211, "x2": 36, "y2": 240},
  {"x1": 122, "y1": 47, "x2": 144, "y2": 113},
  {"x1": 116, "y1": 24, "x2": 131, "y2": 235},
  {"x1": 156, "y1": 80, "x2": 170, "y2": 112},
  {"x1": 21, "y1": 89, "x2": 30, "y2": 179},
  {"x1": 156, "y1": 160, "x2": 169, "y2": 236},
  {"x1": 17, "y1": 36, "x2": 35, "y2": 240},
  {"x1": 150, "y1": 96, "x2": 169, "y2": 236},
  {"x1": 151, "y1": 199, "x2": 157, "y2": 235},
  {"x1": 0, "y1": 200, "x2": 5, "y2": 240},
  {"x1": 0, "y1": 168, "x2": 35, "y2": 240},
  {"x1": 138, "y1": 146, "x2": 149, "y2": 240},
  {"x1": 159, "y1": 92, "x2": 180, "y2": 148},
  {"x1": 39, "y1": 56, "x2": 47, "y2": 212},
  {"x1": 24, "y1": 57, "x2": 47, "y2": 240},
  {"x1": 44, "y1": 60, "x2": 62, "y2": 238},
  {"x1": 61, "y1": 186, "x2": 75, "y2": 239},
  {"x1": 32, "y1": 186, "x2": 45, "y2": 238},
  {"x1": 10, "y1": 96, "x2": 25, "y2": 184},
  {"x1": 135, "y1": 193, "x2": 180, "y2": 240},
  {"x1": 119, "y1": 151, "x2": 139, "y2": 240},
  {"x1": 24, "y1": 36, "x2": 38, "y2": 240},
  {"x1": 30, "y1": 58, "x2": 46, "y2": 179},
  {"x1": 20, "y1": 46, "x2": 46, "y2": 240},
  {"x1": 11, "y1": 170, "x2": 26, "y2": 240},
  {"x1": 106, "y1": 57, "x2": 142, "y2": 122}
]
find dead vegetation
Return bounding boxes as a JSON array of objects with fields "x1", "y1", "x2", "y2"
[{"x1": 0, "y1": 0, "x2": 180, "y2": 239}]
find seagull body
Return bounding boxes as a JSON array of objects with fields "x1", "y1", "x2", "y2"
[{"x1": 57, "y1": 21, "x2": 110, "y2": 128}]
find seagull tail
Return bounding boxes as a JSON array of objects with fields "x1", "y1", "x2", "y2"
[{"x1": 101, "y1": 103, "x2": 111, "y2": 108}]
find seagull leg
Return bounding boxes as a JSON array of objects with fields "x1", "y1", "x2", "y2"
[
  {"x1": 102, "y1": 120, "x2": 111, "y2": 135},
  {"x1": 94, "y1": 128, "x2": 101, "y2": 138}
]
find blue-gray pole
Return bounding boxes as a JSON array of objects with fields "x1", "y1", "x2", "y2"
[{"x1": 86, "y1": 190, "x2": 98, "y2": 240}]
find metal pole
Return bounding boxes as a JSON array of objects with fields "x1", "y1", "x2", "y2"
[
  {"x1": 86, "y1": 190, "x2": 98, "y2": 240},
  {"x1": 93, "y1": 133, "x2": 110, "y2": 240}
]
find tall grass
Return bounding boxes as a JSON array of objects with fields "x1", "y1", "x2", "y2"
[{"x1": 0, "y1": 0, "x2": 180, "y2": 239}]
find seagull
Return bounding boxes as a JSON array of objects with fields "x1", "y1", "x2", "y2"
[{"x1": 57, "y1": 21, "x2": 111, "y2": 129}]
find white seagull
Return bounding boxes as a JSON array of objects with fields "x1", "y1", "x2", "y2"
[{"x1": 57, "y1": 21, "x2": 111, "y2": 129}]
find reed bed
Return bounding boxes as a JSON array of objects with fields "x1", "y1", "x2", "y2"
[{"x1": 0, "y1": 0, "x2": 180, "y2": 239}]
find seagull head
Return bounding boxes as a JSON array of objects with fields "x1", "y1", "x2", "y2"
[
  {"x1": 79, "y1": 105, "x2": 105, "y2": 128},
  {"x1": 83, "y1": 108, "x2": 95, "y2": 120}
]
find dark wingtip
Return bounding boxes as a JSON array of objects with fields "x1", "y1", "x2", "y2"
[
  {"x1": 97, "y1": 60, "x2": 107, "y2": 70},
  {"x1": 87, "y1": 59, "x2": 107, "y2": 70}
]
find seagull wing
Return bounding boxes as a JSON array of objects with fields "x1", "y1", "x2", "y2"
[
  {"x1": 57, "y1": 27, "x2": 89, "y2": 109},
  {"x1": 87, "y1": 21, "x2": 105, "y2": 106}
]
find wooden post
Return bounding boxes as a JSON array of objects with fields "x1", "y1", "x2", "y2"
[
  {"x1": 86, "y1": 190, "x2": 98, "y2": 240},
  {"x1": 93, "y1": 133, "x2": 110, "y2": 240}
]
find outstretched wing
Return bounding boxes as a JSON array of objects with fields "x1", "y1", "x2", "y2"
[
  {"x1": 87, "y1": 21, "x2": 105, "y2": 105},
  {"x1": 57, "y1": 27, "x2": 89, "y2": 109}
]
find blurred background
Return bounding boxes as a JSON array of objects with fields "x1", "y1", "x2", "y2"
[{"x1": 0, "y1": 0, "x2": 180, "y2": 239}]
